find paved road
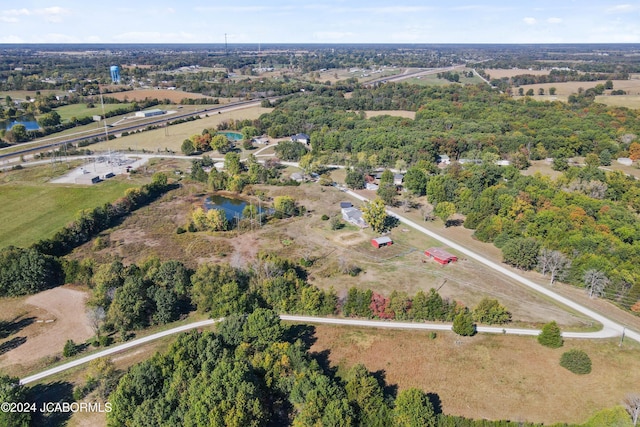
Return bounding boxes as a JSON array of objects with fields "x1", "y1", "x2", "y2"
[
  {"x1": 19, "y1": 313, "x2": 620, "y2": 385},
  {"x1": 343, "y1": 189, "x2": 639, "y2": 343}
]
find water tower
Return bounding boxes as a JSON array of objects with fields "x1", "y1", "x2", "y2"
[{"x1": 110, "y1": 65, "x2": 120, "y2": 83}]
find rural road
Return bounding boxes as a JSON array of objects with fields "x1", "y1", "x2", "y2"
[
  {"x1": 344, "y1": 189, "x2": 640, "y2": 344},
  {"x1": 19, "y1": 313, "x2": 619, "y2": 386}
]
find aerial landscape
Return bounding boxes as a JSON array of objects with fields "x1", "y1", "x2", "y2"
[{"x1": 3, "y1": 1, "x2": 640, "y2": 426}]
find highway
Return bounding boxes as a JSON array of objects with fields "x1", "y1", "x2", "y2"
[{"x1": 0, "y1": 99, "x2": 263, "y2": 161}]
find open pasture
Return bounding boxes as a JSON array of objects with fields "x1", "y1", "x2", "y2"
[
  {"x1": 104, "y1": 89, "x2": 213, "y2": 103},
  {"x1": 312, "y1": 325, "x2": 640, "y2": 425},
  {"x1": 54, "y1": 103, "x2": 134, "y2": 122}
]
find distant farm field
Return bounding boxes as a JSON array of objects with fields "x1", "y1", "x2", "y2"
[
  {"x1": 0, "y1": 166, "x2": 146, "y2": 248},
  {"x1": 312, "y1": 325, "x2": 640, "y2": 425},
  {"x1": 106, "y1": 89, "x2": 213, "y2": 103},
  {"x1": 484, "y1": 68, "x2": 551, "y2": 79}
]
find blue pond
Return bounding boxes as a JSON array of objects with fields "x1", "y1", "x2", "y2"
[
  {"x1": 4, "y1": 119, "x2": 40, "y2": 131},
  {"x1": 217, "y1": 131, "x2": 243, "y2": 141},
  {"x1": 204, "y1": 195, "x2": 265, "y2": 222}
]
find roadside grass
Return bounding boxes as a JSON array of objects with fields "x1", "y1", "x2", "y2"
[
  {"x1": 311, "y1": 324, "x2": 640, "y2": 425},
  {"x1": 54, "y1": 103, "x2": 134, "y2": 122},
  {"x1": 0, "y1": 165, "x2": 148, "y2": 248}
]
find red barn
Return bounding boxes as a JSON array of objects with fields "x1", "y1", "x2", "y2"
[
  {"x1": 371, "y1": 236, "x2": 393, "y2": 248},
  {"x1": 424, "y1": 247, "x2": 457, "y2": 264}
]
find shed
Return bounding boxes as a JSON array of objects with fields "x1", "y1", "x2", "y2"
[
  {"x1": 339, "y1": 201, "x2": 353, "y2": 209},
  {"x1": 424, "y1": 247, "x2": 457, "y2": 265},
  {"x1": 371, "y1": 236, "x2": 393, "y2": 248}
]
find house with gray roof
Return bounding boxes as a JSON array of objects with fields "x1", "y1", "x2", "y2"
[{"x1": 341, "y1": 207, "x2": 367, "y2": 228}]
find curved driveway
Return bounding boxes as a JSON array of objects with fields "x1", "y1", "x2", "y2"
[{"x1": 19, "y1": 313, "x2": 620, "y2": 385}]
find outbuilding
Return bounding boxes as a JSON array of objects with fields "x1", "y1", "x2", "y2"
[
  {"x1": 371, "y1": 236, "x2": 393, "y2": 248},
  {"x1": 424, "y1": 247, "x2": 457, "y2": 264}
]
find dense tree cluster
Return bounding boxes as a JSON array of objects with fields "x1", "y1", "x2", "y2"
[
  {"x1": 254, "y1": 84, "x2": 640, "y2": 169},
  {"x1": 107, "y1": 310, "x2": 585, "y2": 427}
]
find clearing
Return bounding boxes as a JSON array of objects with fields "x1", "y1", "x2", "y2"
[
  {"x1": 72, "y1": 177, "x2": 593, "y2": 329},
  {"x1": 0, "y1": 286, "x2": 93, "y2": 376},
  {"x1": 311, "y1": 325, "x2": 640, "y2": 425}
]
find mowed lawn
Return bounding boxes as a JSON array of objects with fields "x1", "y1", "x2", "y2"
[
  {"x1": 0, "y1": 180, "x2": 139, "y2": 248},
  {"x1": 53, "y1": 103, "x2": 134, "y2": 122}
]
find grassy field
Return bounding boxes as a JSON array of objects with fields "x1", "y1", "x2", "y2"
[
  {"x1": 404, "y1": 71, "x2": 483, "y2": 86},
  {"x1": 54, "y1": 103, "x2": 134, "y2": 122},
  {"x1": 0, "y1": 165, "x2": 148, "y2": 248},
  {"x1": 105, "y1": 89, "x2": 213, "y2": 103},
  {"x1": 311, "y1": 325, "x2": 640, "y2": 425},
  {"x1": 91, "y1": 105, "x2": 272, "y2": 153}
]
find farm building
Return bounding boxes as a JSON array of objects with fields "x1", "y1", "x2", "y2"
[
  {"x1": 371, "y1": 236, "x2": 393, "y2": 248},
  {"x1": 342, "y1": 207, "x2": 367, "y2": 228},
  {"x1": 424, "y1": 247, "x2": 458, "y2": 265}
]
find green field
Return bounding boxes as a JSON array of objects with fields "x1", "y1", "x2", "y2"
[
  {"x1": 0, "y1": 167, "x2": 145, "y2": 248},
  {"x1": 53, "y1": 103, "x2": 134, "y2": 121}
]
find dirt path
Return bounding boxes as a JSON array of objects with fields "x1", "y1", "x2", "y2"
[{"x1": 0, "y1": 286, "x2": 93, "y2": 371}]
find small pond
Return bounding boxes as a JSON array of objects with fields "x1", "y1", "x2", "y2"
[
  {"x1": 204, "y1": 195, "x2": 267, "y2": 222},
  {"x1": 3, "y1": 118, "x2": 40, "y2": 131},
  {"x1": 217, "y1": 131, "x2": 243, "y2": 141}
]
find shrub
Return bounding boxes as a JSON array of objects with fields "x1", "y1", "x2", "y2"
[
  {"x1": 560, "y1": 349, "x2": 592, "y2": 374},
  {"x1": 538, "y1": 321, "x2": 563, "y2": 348},
  {"x1": 321, "y1": 214, "x2": 329, "y2": 221},
  {"x1": 63, "y1": 339, "x2": 78, "y2": 357}
]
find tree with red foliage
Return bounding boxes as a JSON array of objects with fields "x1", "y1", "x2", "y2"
[{"x1": 370, "y1": 292, "x2": 394, "y2": 319}]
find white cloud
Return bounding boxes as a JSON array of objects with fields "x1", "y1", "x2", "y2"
[
  {"x1": 0, "y1": 16, "x2": 18, "y2": 23},
  {"x1": 605, "y1": 4, "x2": 636, "y2": 13},
  {"x1": 547, "y1": 17, "x2": 563, "y2": 24},
  {"x1": 2, "y1": 8, "x2": 31, "y2": 16},
  {"x1": 0, "y1": 35, "x2": 25, "y2": 43},
  {"x1": 194, "y1": 6, "x2": 271, "y2": 13},
  {"x1": 523, "y1": 17, "x2": 537, "y2": 25}
]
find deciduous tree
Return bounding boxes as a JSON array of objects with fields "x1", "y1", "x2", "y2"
[
  {"x1": 393, "y1": 388, "x2": 436, "y2": 427},
  {"x1": 362, "y1": 198, "x2": 387, "y2": 233},
  {"x1": 584, "y1": 269, "x2": 609, "y2": 298},
  {"x1": 538, "y1": 249, "x2": 571, "y2": 285}
]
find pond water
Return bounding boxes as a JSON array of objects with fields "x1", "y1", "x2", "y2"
[
  {"x1": 3, "y1": 118, "x2": 40, "y2": 131},
  {"x1": 217, "y1": 131, "x2": 243, "y2": 141},
  {"x1": 204, "y1": 195, "x2": 266, "y2": 222}
]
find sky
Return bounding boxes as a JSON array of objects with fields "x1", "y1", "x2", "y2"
[{"x1": 1, "y1": 1, "x2": 640, "y2": 44}]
